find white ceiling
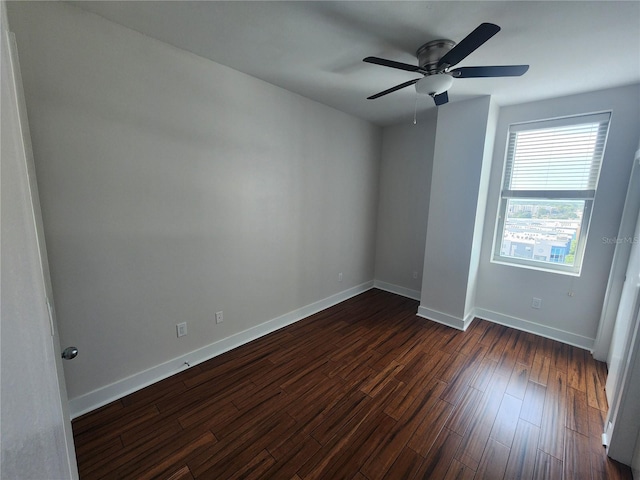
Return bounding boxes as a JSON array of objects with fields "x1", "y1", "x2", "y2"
[{"x1": 73, "y1": 1, "x2": 640, "y2": 126}]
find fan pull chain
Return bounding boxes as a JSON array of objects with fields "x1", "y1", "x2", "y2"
[{"x1": 413, "y1": 93, "x2": 419, "y2": 125}]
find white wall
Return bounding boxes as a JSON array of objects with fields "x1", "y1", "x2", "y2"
[
  {"x1": 463, "y1": 99, "x2": 499, "y2": 319},
  {"x1": 7, "y1": 2, "x2": 381, "y2": 411},
  {"x1": 419, "y1": 96, "x2": 494, "y2": 329},
  {"x1": 475, "y1": 84, "x2": 640, "y2": 349},
  {"x1": 374, "y1": 111, "x2": 437, "y2": 299}
]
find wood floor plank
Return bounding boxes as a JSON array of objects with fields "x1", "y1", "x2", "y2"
[
  {"x1": 588, "y1": 406, "x2": 607, "y2": 452},
  {"x1": 386, "y1": 356, "x2": 450, "y2": 421},
  {"x1": 82, "y1": 420, "x2": 184, "y2": 477},
  {"x1": 591, "y1": 450, "x2": 633, "y2": 480},
  {"x1": 304, "y1": 410, "x2": 397, "y2": 480},
  {"x1": 75, "y1": 435, "x2": 123, "y2": 478},
  {"x1": 70, "y1": 289, "x2": 632, "y2": 480},
  {"x1": 530, "y1": 354, "x2": 551, "y2": 386},
  {"x1": 467, "y1": 318, "x2": 490, "y2": 337},
  {"x1": 362, "y1": 384, "x2": 452, "y2": 479},
  {"x1": 455, "y1": 373, "x2": 509, "y2": 470},
  {"x1": 165, "y1": 465, "x2": 195, "y2": 480},
  {"x1": 406, "y1": 399, "x2": 454, "y2": 457},
  {"x1": 475, "y1": 438, "x2": 510, "y2": 480},
  {"x1": 564, "y1": 429, "x2": 592, "y2": 480},
  {"x1": 445, "y1": 386, "x2": 484, "y2": 437},
  {"x1": 566, "y1": 387, "x2": 589, "y2": 436},
  {"x1": 489, "y1": 393, "x2": 523, "y2": 448},
  {"x1": 506, "y1": 361, "x2": 530, "y2": 399},
  {"x1": 71, "y1": 400, "x2": 124, "y2": 436},
  {"x1": 225, "y1": 449, "x2": 276, "y2": 480},
  {"x1": 436, "y1": 351, "x2": 469, "y2": 385},
  {"x1": 516, "y1": 332, "x2": 539, "y2": 367},
  {"x1": 469, "y1": 356, "x2": 498, "y2": 392},
  {"x1": 286, "y1": 375, "x2": 348, "y2": 424},
  {"x1": 298, "y1": 382, "x2": 401, "y2": 479},
  {"x1": 261, "y1": 436, "x2": 321, "y2": 480},
  {"x1": 478, "y1": 322, "x2": 504, "y2": 348},
  {"x1": 396, "y1": 348, "x2": 449, "y2": 385},
  {"x1": 443, "y1": 459, "x2": 476, "y2": 480},
  {"x1": 457, "y1": 332, "x2": 482, "y2": 356},
  {"x1": 533, "y1": 450, "x2": 563, "y2": 480},
  {"x1": 483, "y1": 325, "x2": 509, "y2": 363},
  {"x1": 310, "y1": 387, "x2": 371, "y2": 445},
  {"x1": 535, "y1": 337, "x2": 555, "y2": 360},
  {"x1": 550, "y1": 341, "x2": 570, "y2": 373},
  {"x1": 538, "y1": 367, "x2": 567, "y2": 460},
  {"x1": 586, "y1": 358, "x2": 608, "y2": 411},
  {"x1": 412, "y1": 428, "x2": 463, "y2": 480},
  {"x1": 567, "y1": 346, "x2": 587, "y2": 393},
  {"x1": 383, "y1": 447, "x2": 424, "y2": 480},
  {"x1": 119, "y1": 430, "x2": 216, "y2": 479},
  {"x1": 520, "y1": 381, "x2": 546, "y2": 427},
  {"x1": 359, "y1": 359, "x2": 404, "y2": 397},
  {"x1": 504, "y1": 419, "x2": 540, "y2": 480},
  {"x1": 440, "y1": 343, "x2": 488, "y2": 406},
  {"x1": 189, "y1": 413, "x2": 296, "y2": 477},
  {"x1": 74, "y1": 404, "x2": 161, "y2": 448}
]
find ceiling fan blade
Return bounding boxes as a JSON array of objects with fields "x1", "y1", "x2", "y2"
[
  {"x1": 433, "y1": 91, "x2": 449, "y2": 106},
  {"x1": 437, "y1": 23, "x2": 501, "y2": 69},
  {"x1": 450, "y1": 65, "x2": 529, "y2": 78},
  {"x1": 367, "y1": 78, "x2": 420, "y2": 99},
  {"x1": 363, "y1": 56, "x2": 421, "y2": 73}
]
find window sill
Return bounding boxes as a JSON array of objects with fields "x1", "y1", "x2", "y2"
[{"x1": 490, "y1": 257, "x2": 581, "y2": 277}]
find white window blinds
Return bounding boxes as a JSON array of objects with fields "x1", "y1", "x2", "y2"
[{"x1": 503, "y1": 112, "x2": 611, "y2": 198}]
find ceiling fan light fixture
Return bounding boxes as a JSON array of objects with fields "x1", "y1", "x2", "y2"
[{"x1": 415, "y1": 74, "x2": 453, "y2": 96}]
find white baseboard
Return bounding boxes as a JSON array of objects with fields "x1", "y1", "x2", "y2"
[
  {"x1": 416, "y1": 306, "x2": 473, "y2": 331},
  {"x1": 417, "y1": 305, "x2": 594, "y2": 351},
  {"x1": 373, "y1": 280, "x2": 421, "y2": 301},
  {"x1": 474, "y1": 307, "x2": 595, "y2": 351},
  {"x1": 69, "y1": 281, "x2": 374, "y2": 419},
  {"x1": 69, "y1": 283, "x2": 596, "y2": 418}
]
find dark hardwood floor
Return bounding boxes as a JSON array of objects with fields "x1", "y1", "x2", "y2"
[{"x1": 72, "y1": 289, "x2": 632, "y2": 479}]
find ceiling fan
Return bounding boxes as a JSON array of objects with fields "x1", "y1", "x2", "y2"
[{"x1": 363, "y1": 23, "x2": 529, "y2": 106}]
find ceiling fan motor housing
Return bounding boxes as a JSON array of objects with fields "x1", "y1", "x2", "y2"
[{"x1": 416, "y1": 39, "x2": 456, "y2": 73}]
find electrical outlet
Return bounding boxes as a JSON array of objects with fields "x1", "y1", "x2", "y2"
[
  {"x1": 531, "y1": 297, "x2": 542, "y2": 309},
  {"x1": 338, "y1": 272, "x2": 343, "y2": 282},
  {"x1": 176, "y1": 322, "x2": 187, "y2": 337},
  {"x1": 413, "y1": 271, "x2": 418, "y2": 279},
  {"x1": 215, "y1": 311, "x2": 223, "y2": 324}
]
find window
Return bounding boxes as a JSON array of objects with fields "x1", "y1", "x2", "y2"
[{"x1": 493, "y1": 112, "x2": 611, "y2": 275}]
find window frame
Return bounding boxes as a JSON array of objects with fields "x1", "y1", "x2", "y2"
[{"x1": 491, "y1": 111, "x2": 611, "y2": 276}]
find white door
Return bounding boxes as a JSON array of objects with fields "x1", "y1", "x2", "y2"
[
  {"x1": 604, "y1": 181, "x2": 640, "y2": 464},
  {"x1": 0, "y1": 7, "x2": 79, "y2": 479},
  {"x1": 605, "y1": 149, "x2": 640, "y2": 404}
]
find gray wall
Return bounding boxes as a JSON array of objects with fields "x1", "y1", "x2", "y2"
[
  {"x1": 374, "y1": 111, "x2": 436, "y2": 298},
  {"x1": 8, "y1": 2, "x2": 381, "y2": 403},
  {"x1": 475, "y1": 84, "x2": 640, "y2": 347}
]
